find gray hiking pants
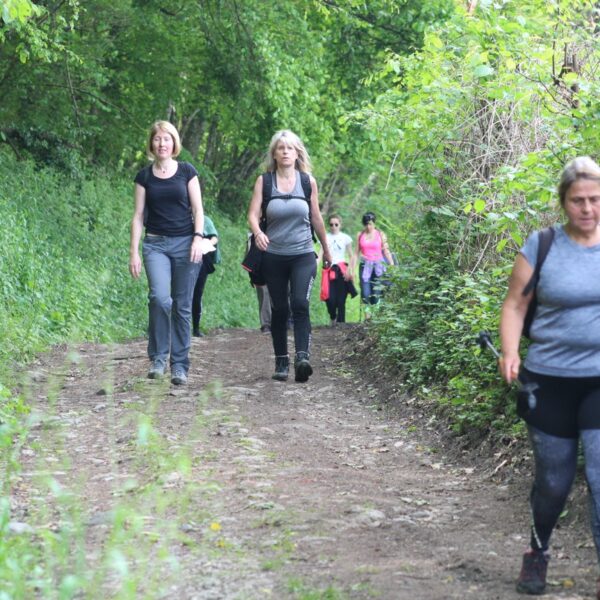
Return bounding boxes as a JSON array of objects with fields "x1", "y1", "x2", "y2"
[{"x1": 142, "y1": 234, "x2": 200, "y2": 373}]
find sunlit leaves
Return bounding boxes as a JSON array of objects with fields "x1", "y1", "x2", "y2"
[{"x1": 1, "y1": 0, "x2": 40, "y2": 24}]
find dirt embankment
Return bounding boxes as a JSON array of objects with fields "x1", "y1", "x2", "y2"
[{"x1": 10, "y1": 324, "x2": 597, "y2": 599}]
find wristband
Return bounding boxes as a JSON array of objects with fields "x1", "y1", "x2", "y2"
[{"x1": 193, "y1": 232, "x2": 205, "y2": 239}]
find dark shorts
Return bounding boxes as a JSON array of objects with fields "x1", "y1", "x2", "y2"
[{"x1": 519, "y1": 368, "x2": 600, "y2": 438}]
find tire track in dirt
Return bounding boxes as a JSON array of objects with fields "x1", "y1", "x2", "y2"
[{"x1": 11, "y1": 325, "x2": 598, "y2": 599}]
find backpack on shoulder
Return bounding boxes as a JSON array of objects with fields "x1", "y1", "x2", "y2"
[
  {"x1": 242, "y1": 171, "x2": 314, "y2": 286},
  {"x1": 521, "y1": 227, "x2": 554, "y2": 339}
]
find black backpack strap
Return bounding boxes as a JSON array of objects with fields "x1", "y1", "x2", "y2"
[
  {"x1": 299, "y1": 171, "x2": 312, "y2": 204},
  {"x1": 260, "y1": 171, "x2": 314, "y2": 236},
  {"x1": 522, "y1": 227, "x2": 555, "y2": 296},
  {"x1": 299, "y1": 172, "x2": 316, "y2": 241},
  {"x1": 260, "y1": 172, "x2": 273, "y2": 231},
  {"x1": 261, "y1": 172, "x2": 273, "y2": 211}
]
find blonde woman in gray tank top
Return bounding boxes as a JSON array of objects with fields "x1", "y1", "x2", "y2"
[{"x1": 248, "y1": 130, "x2": 332, "y2": 383}]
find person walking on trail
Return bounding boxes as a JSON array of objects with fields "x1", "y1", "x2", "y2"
[
  {"x1": 320, "y1": 214, "x2": 356, "y2": 326},
  {"x1": 256, "y1": 284, "x2": 272, "y2": 333},
  {"x1": 247, "y1": 129, "x2": 332, "y2": 383},
  {"x1": 191, "y1": 215, "x2": 220, "y2": 337},
  {"x1": 246, "y1": 232, "x2": 272, "y2": 333},
  {"x1": 129, "y1": 120, "x2": 210, "y2": 386},
  {"x1": 499, "y1": 156, "x2": 600, "y2": 598},
  {"x1": 350, "y1": 211, "x2": 394, "y2": 310}
]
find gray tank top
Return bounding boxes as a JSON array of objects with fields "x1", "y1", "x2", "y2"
[
  {"x1": 265, "y1": 170, "x2": 314, "y2": 256},
  {"x1": 520, "y1": 224, "x2": 600, "y2": 377}
]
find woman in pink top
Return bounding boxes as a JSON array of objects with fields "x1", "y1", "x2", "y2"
[{"x1": 351, "y1": 212, "x2": 394, "y2": 306}]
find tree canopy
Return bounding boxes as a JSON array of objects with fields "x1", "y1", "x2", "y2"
[{"x1": 0, "y1": 0, "x2": 453, "y2": 213}]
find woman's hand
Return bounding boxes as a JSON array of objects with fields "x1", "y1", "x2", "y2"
[
  {"x1": 255, "y1": 230, "x2": 270, "y2": 251},
  {"x1": 322, "y1": 250, "x2": 333, "y2": 268},
  {"x1": 498, "y1": 353, "x2": 520, "y2": 384},
  {"x1": 190, "y1": 237, "x2": 204, "y2": 263},
  {"x1": 129, "y1": 253, "x2": 142, "y2": 279}
]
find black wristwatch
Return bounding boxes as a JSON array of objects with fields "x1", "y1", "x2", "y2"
[{"x1": 193, "y1": 232, "x2": 205, "y2": 239}]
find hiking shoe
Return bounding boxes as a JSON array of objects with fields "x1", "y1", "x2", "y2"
[
  {"x1": 192, "y1": 327, "x2": 204, "y2": 337},
  {"x1": 171, "y1": 369, "x2": 187, "y2": 386},
  {"x1": 294, "y1": 352, "x2": 313, "y2": 383},
  {"x1": 147, "y1": 360, "x2": 165, "y2": 379},
  {"x1": 260, "y1": 325, "x2": 271, "y2": 334},
  {"x1": 272, "y1": 355, "x2": 289, "y2": 381},
  {"x1": 516, "y1": 549, "x2": 549, "y2": 595}
]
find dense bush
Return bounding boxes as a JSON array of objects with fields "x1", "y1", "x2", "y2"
[{"x1": 354, "y1": 1, "x2": 600, "y2": 436}]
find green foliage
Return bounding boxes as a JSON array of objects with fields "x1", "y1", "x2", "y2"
[
  {"x1": 0, "y1": 0, "x2": 451, "y2": 216},
  {"x1": 0, "y1": 151, "x2": 144, "y2": 374},
  {"x1": 352, "y1": 0, "x2": 600, "y2": 436}
]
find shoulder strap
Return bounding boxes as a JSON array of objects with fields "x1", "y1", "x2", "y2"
[
  {"x1": 299, "y1": 171, "x2": 315, "y2": 241},
  {"x1": 260, "y1": 171, "x2": 314, "y2": 239},
  {"x1": 261, "y1": 172, "x2": 273, "y2": 210},
  {"x1": 259, "y1": 172, "x2": 273, "y2": 230},
  {"x1": 522, "y1": 227, "x2": 555, "y2": 296},
  {"x1": 299, "y1": 171, "x2": 312, "y2": 204}
]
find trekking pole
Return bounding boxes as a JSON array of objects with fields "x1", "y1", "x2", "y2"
[{"x1": 476, "y1": 330, "x2": 539, "y2": 410}]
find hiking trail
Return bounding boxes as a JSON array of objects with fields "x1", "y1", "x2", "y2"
[{"x1": 11, "y1": 325, "x2": 598, "y2": 599}]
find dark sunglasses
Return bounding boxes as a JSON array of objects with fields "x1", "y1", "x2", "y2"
[{"x1": 329, "y1": 222, "x2": 340, "y2": 227}]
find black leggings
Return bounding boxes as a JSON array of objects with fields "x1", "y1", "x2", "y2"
[
  {"x1": 191, "y1": 261, "x2": 210, "y2": 330},
  {"x1": 262, "y1": 251, "x2": 316, "y2": 357},
  {"x1": 527, "y1": 426, "x2": 600, "y2": 562},
  {"x1": 325, "y1": 267, "x2": 348, "y2": 323}
]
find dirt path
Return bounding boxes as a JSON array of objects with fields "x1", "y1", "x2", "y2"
[{"x1": 11, "y1": 325, "x2": 599, "y2": 599}]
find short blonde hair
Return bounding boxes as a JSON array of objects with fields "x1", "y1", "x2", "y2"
[
  {"x1": 558, "y1": 156, "x2": 600, "y2": 206},
  {"x1": 146, "y1": 120, "x2": 182, "y2": 159},
  {"x1": 263, "y1": 129, "x2": 312, "y2": 173}
]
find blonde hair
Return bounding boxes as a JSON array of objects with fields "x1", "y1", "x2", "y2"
[
  {"x1": 263, "y1": 129, "x2": 312, "y2": 173},
  {"x1": 558, "y1": 156, "x2": 600, "y2": 206},
  {"x1": 146, "y1": 120, "x2": 182, "y2": 159}
]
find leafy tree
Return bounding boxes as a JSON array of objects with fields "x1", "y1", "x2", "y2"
[
  {"x1": 349, "y1": 0, "x2": 600, "y2": 433},
  {"x1": 0, "y1": 0, "x2": 452, "y2": 213}
]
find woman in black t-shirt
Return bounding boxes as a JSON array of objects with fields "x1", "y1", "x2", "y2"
[{"x1": 129, "y1": 121, "x2": 208, "y2": 385}]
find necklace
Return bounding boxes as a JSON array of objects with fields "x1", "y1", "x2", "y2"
[{"x1": 155, "y1": 158, "x2": 174, "y2": 174}]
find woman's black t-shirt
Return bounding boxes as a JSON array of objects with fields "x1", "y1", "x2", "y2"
[{"x1": 134, "y1": 162, "x2": 198, "y2": 236}]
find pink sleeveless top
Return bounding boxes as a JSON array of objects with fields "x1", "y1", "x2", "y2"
[{"x1": 359, "y1": 230, "x2": 383, "y2": 261}]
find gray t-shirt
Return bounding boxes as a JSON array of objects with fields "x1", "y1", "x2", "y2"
[
  {"x1": 265, "y1": 171, "x2": 314, "y2": 256},
  {"x1": 521, "y1": 224, "x2": 600, "y2": 376}
]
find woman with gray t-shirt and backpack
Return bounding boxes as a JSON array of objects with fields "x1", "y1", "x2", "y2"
[
  {"x1": 248, "y1": 130, "x2": 331, "y2": 383},
  {"x1": 499, "y1": 156, "x2": 600, "y2": 598}
]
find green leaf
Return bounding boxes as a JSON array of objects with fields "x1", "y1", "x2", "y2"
[
  {"x1": 474, "y1": 199, "x2": 486, "y2": 213},
  {"x1": 473, "y1": 64, "x2": 495, "y2": 78}
]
